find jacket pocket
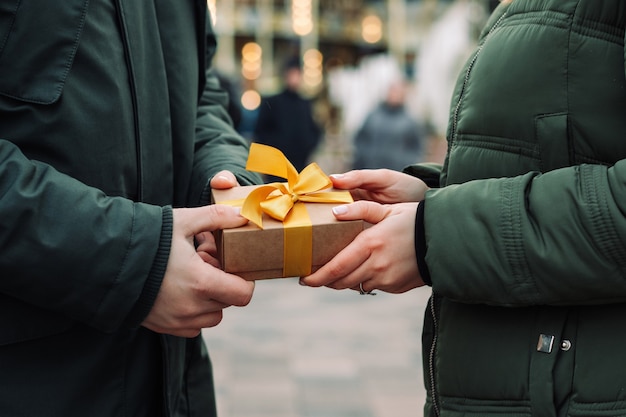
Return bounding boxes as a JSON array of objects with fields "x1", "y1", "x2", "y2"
[
  {"x1": 435, "y1": 300, "x2": 534, "y2": 406},
  {"x1": 535, "y1": 113, "x2": 571, "y2": 172},
  {"x1": 0, "y1": 295, "x2": 74, "y2": 346},
  {"x1": 0, "y1": 0, "x2": 89, "y2": 104}
]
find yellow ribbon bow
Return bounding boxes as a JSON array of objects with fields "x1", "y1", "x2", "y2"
[{"x1": 241, "y1": 143, "x2": 353, "y2": 276}]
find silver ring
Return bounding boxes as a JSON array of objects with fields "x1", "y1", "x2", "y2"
[{"x1": 359, "y1": 282, "x2": 376, "y2": 296}]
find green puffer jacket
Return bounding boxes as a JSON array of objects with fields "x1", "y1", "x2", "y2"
[
  {"x1": 0, "y1": 1, "x2": 259, "y2": 416},
  {"x1": 414, "y1": 1, "x2": 626, "y2": 416}
]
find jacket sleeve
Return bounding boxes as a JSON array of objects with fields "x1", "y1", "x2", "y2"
[
  {"x1": 423, "y1": 161, "x2": 626, "y2": 307},
  {"x1": 0, "y1": 140, "x2": 169, "y2": 333},
  {"x1": 403, "y1": 162, "x2": 443, "y2": 188},
  {"x1": 189, "y1": 15, "x2": 262, "y2": 206}
]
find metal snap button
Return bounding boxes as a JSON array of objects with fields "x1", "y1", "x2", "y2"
[
  {"x1": 537, "y1": 334, "x2": 555, "y2": 353},
  {"x1": 560, "y1": 340, "x2": 572, "y2": 351}
]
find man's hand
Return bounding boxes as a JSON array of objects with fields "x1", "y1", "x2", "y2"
[
  {"x1": 194, "y1": 169, "x2": 242, "y2": 250},
  {"x1": 142, "y1": 205, "x2": 254, "y2": 338},
  {"x1": 330, "y1": 169, "x2": 429, "y2": 204},
  {"x1": 300, "y1": 201, "x2": 425, "y2": 294}
]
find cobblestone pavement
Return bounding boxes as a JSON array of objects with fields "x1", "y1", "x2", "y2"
[{"x1": 203, "y1": 278, "x2": 432, "y2": 417}]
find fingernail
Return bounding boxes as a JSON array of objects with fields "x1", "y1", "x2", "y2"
[
  {"x1": 298, "y1": 278, "x2": 307, "y2": 286},
  {"x1": 195, "y1": 233, "x2": 206, "y2": 244},
  {"x1": 233, "y1": 207, "x2": 242, "y2": 216},
  {"x1": 332, "y1": 205, "x2": 348, "y2": 215},
  {"x1": 330, "y1": 173, "x2": 345, "y2": 179},
  {"x1": 218, "y1": 175, "x2": 231, "y2": 182}
]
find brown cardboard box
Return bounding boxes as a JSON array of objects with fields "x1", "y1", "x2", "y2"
[{"x1": 212, "y1": 185, "x2": 364, "y2": 280}]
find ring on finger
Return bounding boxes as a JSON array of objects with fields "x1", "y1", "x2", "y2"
[{"x1": 359, "y1": 282, "x2": 377, "y2": 296}]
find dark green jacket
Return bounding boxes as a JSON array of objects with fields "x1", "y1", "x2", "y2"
[
  {"x1": 0, "y1": 1, "x2": 259, "y2": 416},
  {"x1": 415, "y1": 1, "x2": 626, "y2": 416}
]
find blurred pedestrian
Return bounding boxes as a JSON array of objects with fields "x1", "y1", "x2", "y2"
[
  {"x1": 352, "y1": 79, "x2": 425, "y2": 170},
  {"x1": 0, "y1": 4, "x2": 260, "y2": 417},
  {"x1": 302, "y1": 0, "x2": 626, "y2": 415},
  {"x1": 254, "y1": 57, "x2": 323, "y2": 177}
]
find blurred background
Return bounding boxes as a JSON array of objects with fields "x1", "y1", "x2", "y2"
[
  {"x1": 208, "y1": 0, "x2": 501, "y2": 171},
  {"x1": 203, "y1": 1, "x2": 499, "y2": 416}
]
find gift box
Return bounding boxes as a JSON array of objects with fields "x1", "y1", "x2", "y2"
[
  {"x1": 212, "y1": 185, "x2": 364, "y2": 280},
  {"x1": 211, "y1": 143, "x2": 364, "y2": 280}
]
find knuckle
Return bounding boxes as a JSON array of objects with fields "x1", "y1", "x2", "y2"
[
  {"x1": 371, "y1": 260, "x2": 389, "y2": 275},
  {"x1": 362, "y1": 201, "x2": 388, "y2": 222},
  {"x1": 359, "y1": 229, "x2": 384, "y2": 251},
  {"x1": 211, "y1": 203, "x2": 231, "y2": 218},
  {"x1": 368, "y1": 250, "x2": 391, "y2": 275},
  {"x1": 181, "y1": 303, "x2": 199, "y2": 318},
  {"x1": 205, "y1": 312, "x2": 224, "y2": 328},
  {"x1": 185, "y1": 329, "x2": 202, "y2": 338},
  {"x1": 326, "y1": 263, "x2": 349, "y2": 279},
  {"x1": 236, "y1": 288, "x2": 254, "y2": 306}
]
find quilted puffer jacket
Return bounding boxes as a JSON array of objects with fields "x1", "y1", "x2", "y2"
[{"x1": 414, "y1": 1, "x2": 626, "y2": 416}]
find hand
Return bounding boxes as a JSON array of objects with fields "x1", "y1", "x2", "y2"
[
  {"x1": 300, "y1": 201, "x2": 425, "y2": 294},
  {"x1": 142, "y1": 205, "x2": 255, "y2": 337},
  {"x1": 330, "y1": 169, "x2": 429, "y2": 203}
]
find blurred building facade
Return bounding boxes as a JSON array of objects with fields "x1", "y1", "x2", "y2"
[{"x1": 209, "y1": 0, "x2": 494, "y2": 168}]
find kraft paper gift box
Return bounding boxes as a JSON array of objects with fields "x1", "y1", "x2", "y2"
[
  {"x1": 212, "y1": 185, "x2": 364, "y2": 280},
  {"x1": 210, "y1": 143, "x2": 364, "y2": 280}
]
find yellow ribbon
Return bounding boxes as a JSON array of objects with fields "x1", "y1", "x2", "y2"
[{"x1": 242, "y1": 143, "x2": 353, "y2": 276}]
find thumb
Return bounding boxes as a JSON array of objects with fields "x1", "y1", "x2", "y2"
[
  {"x1": 210, "y1": 170, "x2": 239, "y2": 189},
  {"x1": 330, "y1": 169, "x2": 392, "y2": 190},
  {"x1": 331, "y1": 201, "x2": 390, "y2": 224},
  {"x1": 174, "y1": 205, "x2": 248, "y2": 236},
  {"x1": 329, "y1": 171, "x2": 361, "y2": 190}
]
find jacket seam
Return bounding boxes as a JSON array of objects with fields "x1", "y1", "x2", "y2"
[
  {"x1": 504, "y1": 9, "x2": 622, "y2": 45},
  {"x1": 0, "y1": 0, "x2": 20, "y2": 59},
  {"x1": 440, "y1": 395, "x2": 531, "y2": 409},
  {"x1": 572, "y1": 15, "x2": 624, "y2": 45},
  {"x1": 60, "y1": 0, "x2": 90, "y2": 104},
  {"x1": 450, "y1": 11, "x2": 507, "y2": 146},
  {"x1": 452, "y1": 135, "x2": 540, "y2": 160},
  {"x1": 502, "y1": 10, "x2": 570, "y2": 31},
  {"x1": 0, "y1": 0, "x2": 90, "y2": 105},
  {"x1": 573, "y1": 153, "x2": 612, "y2": 165},
  {"x1": 565, "y1": 2, "x2": 574, "y2": 166},
  {"x1": 571, "y1": 23, "x2": 624, "y2": 45},
  {"x1": 582, "y1": 165, "x2": 626, "y2": 267},
  {"x1": 502, "y1": 177, "x2": 537, "y2": 302},
  {"x1": 115, "y1": 0, "x2": 144, "y2": 201}
]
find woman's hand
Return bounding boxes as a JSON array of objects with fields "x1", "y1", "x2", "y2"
[{"x1": 300, "y1": 200, "x2": 425, "y2": 294}]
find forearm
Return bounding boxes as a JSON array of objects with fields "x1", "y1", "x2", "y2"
[
  {"x1": 190, "y1": 69, "x2": 262, "y2": 206},
  {"x1": 0, "y1": 141, "x2": 165, "y2": 331},
  {"x1": 425, "y1": 163, "x2": 626, "y2": 306}
]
